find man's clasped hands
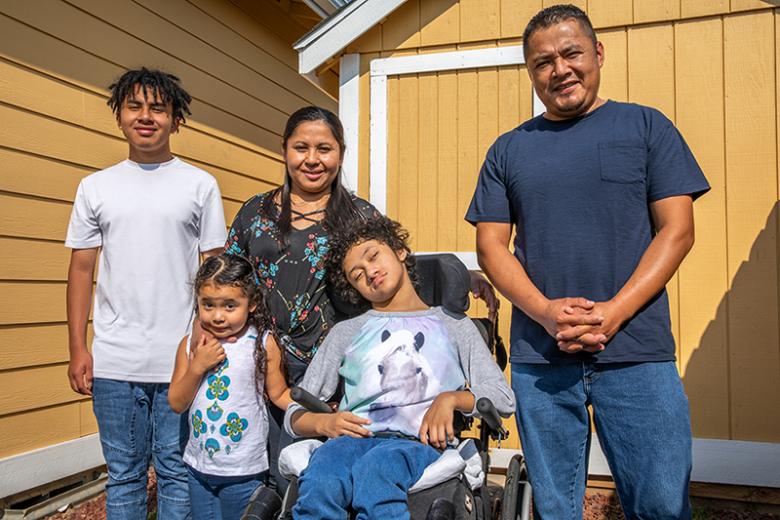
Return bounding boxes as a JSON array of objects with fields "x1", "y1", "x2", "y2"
[{"x1": 541, "y1": 297, "x2": 631, "y2": 354}]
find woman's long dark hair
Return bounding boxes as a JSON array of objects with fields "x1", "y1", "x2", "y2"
[
  {"x1": 261, "y1": 106, "x2": 362, "y2": 247},
  {"x1": 194, "y1": 254, "x2": 274, "y2": 395}
]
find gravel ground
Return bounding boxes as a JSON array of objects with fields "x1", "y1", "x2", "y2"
[
  {"x1": 582, "y1": 493, "x2": 780, "y2": 520},
  {"x1": 46, "y1": 470, "x2": 157, "y2": 520},
  {"x1": 44, "y1": 474, "x2": 779, "y2": 520}
]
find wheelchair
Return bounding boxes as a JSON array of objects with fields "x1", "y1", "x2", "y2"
[{"x1": 243, "y1": 254, "x2": 532, "y2": 520}]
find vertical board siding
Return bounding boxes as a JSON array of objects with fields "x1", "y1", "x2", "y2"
[
  {"x1": 675, "y1": 17, "x2": 730, "y2": 439},
  {"x1": 421, "y1": 0, "x2": 460, "y2": 47},
  {"x1": 368, "y1": 4, "x2": 780, "y2": 444},
  {"x1": 436, "y1": 70, "x2": 460, "y2": 251},
  {"x1": 460, "y1": 0, "x2": 501, "y2": 42},
  {"x1": 730, "y1": 0, "x2": 773, "y2": 13},
  {"x1": 589, "y1": 0, "x2": 633, "y2": 28},
  {"x1": 634, "y1": 0, "x2": 681, "y2": 24},
  {"x1": 723, "y1": 10, "x2": 780, "y2": 442},
  {"x1": 681, "y1": 0, "x2": 729, "y2": 18},
  {"x1": 626, "y1": 23, "x2": 682, "y2": 358},
  {"x1": 455, "y1": 69, "x2": 479, "y2": 251},
  {"x1": 596, "y1": 28, "x2": 628, "y2": 101},
  {"x1": 0, "y1": 0, "x2": 325, "y2": 459},
  {"x1": 500, "y1": 0, "x2": 542, "y2": 39},
  {"x1": 398, "y1": 75, "x2": 421, "y2": 244},
  {"x1": 382, "y1": 0, "x2": 422, "y2": 50},
  {"x1": 348, "y1": 0, "x2": 773, "y2": 55},
  {"x1": 417, "y1": 71, "x2": 440, "y2": 250}
]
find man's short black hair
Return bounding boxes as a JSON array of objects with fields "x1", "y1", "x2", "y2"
[
  {"x1": 522, "y1": 4, "x2": 597, "y2": 58},
  {"x1": 326, "y1": 216, "x2": 419, "y2": 306},
  {"x1": 107, "y1": 67, "x2": 192, "y2": 124}
]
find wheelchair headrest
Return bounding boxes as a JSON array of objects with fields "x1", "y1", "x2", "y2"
[{"x1": 414, "y1": 254, "x2": 470, "y2": 315}]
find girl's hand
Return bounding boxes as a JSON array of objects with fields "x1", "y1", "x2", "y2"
[
  {"x1": 189, "y1": 320, "x2": 237, "y2": 361},
  {"x1": 419, "y1": 392, "x2": 458, "y2": 449},
  {"x1": 190, "y1": 334, "x2": 225, "y2": 375},
  {"x1": 318, "y1": 411, "x2": 372, "y2": 438}
]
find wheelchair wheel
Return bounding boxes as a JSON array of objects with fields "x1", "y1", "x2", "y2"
[{"x1": 500, "y1": 455, "x2": 532, "y2": 520}]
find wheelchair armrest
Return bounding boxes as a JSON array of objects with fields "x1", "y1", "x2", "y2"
[
  {"x1": 291, "y1": 386, "x2": 333, "y2": 414},
  {"x1": 477, "y1": 397, "x2": 508, "y2": 440}
]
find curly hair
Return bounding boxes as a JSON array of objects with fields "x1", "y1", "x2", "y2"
[
  {"x1": 193, "y1": 254, "x2": 274, "y2": 394},
  {"x1": 107, "y1": 67, "x2": 192, "y2": 125},
  {"x1": 326, "y1": 216, "x2": 419, "y2": 307}
]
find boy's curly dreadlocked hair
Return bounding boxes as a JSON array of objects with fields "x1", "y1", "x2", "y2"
[
  {"x1": 193, "y1": 254, "x2": 273, "y2": 394},
  {"x1": 107, "y1": 67, "x2": 192, "y2": 124},
  {"x1": 326, "y1": 216, "x2": 419, "y2": 307}
]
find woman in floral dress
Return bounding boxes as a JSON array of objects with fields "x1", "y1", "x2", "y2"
[
  {"x1": 224, "y1": 106, "x2": 377, "y2": 492},
  {"x1": 225, "y1": 106, "x2": 498, "y2": 493}
]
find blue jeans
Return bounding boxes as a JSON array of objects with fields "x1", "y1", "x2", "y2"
[
  {"x1": 187, "y1": 465, "x2": 266, "y2": 520},
  {"x1": 92, "y1": 378, "x2": 190, "y2": 519},
  {"x1": 512, "y1": 361, "x2": 692, "y2": 520},
  {"x1": 293, "y1": 436, "x2": 440, "y2": 520}
]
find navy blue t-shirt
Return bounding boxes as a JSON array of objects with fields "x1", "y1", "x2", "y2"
[{"x1": 465, "y1": 101, "x2": 710, "y2": 364}]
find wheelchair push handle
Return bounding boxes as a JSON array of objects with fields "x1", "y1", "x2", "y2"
[
  {"x1": 477, "y1": 397, "x2": 508, "y2": 438},
  {"x1": 291, "y1": 386, "x2": 333, "y2": 414}
]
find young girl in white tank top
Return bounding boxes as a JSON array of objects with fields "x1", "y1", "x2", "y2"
[{"x1": 169, "y1": 254, "x2": 291, "y2": 519}]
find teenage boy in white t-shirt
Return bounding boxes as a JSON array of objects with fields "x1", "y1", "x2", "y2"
[{"x1": 66, "y1": 68, "x2": 227, "y2": 519}]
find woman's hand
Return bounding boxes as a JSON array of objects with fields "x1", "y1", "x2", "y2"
[
  {"x1": 318, "y1": 411, "x2": 372, "y2": 438},
  {"x1": 469, "y1": 271, "x2": 499, "y2": 321},
  {"x1": 190, "y1": 334, "x2": 225, "y2": 375},
  {"x1": 419, "y1": 393, "x2": 458, "y2": 449}
]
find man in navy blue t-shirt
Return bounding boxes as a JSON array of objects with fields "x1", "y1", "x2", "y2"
[{"x1": 466, "y1": 5, "x2": 709, "y2": 519}]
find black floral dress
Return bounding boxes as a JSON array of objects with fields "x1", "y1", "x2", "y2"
[{"x1": 225, "y1": 191, "x2": 378, "y2": 365}]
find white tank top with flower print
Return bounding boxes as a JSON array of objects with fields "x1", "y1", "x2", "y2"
[{"x1": 183, "y1": 326, "x2": 269, "y2": 476}]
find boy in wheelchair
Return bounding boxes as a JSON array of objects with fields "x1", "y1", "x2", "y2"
[{"x1": 282, "y1": 216, "x2": 514, "y2": 519}]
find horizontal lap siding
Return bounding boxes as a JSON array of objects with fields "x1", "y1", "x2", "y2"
[
  {"x1": 0, "y1": 0, "x2": 332, "y2": 459},
  {"x1": 356, "y1": 2, "x2": 780, "y2": 444}
]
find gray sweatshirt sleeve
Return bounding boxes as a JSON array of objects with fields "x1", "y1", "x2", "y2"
[
  {"x1": 283, "y1": 315, "x2": 366, "y2": 438},
  {"x1": 443, "y1": 309, "x2": 516, "y2": 417}
]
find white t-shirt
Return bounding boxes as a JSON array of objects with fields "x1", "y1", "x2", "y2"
[{"x1": 65, "y1": 157, "x2": 227, "y2": 382}]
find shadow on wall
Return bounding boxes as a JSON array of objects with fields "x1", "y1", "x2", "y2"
[{"x1": 682, "y1": 202, "x2": 780, "y2": 443}]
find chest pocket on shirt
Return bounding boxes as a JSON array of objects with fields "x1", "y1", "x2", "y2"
[{"x1": 598, "y1": 141, "x2": 646, "y2": 184}]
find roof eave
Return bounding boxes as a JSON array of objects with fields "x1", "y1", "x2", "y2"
[{"x1": 293, "y1": 0, "x2": 408, "y2": 75}]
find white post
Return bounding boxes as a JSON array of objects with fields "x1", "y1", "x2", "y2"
[
  {"x1": 339, "y1": 53, "x2": 361, "y2": 193},
  {"x1": 369, "y1": 73, "x2": 388, "y2": 214}
]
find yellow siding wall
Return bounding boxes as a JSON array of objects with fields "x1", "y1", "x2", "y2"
[
  {"x1": 354, "y1": 0, "x2": 780, "y2": 445},
  {"x1": 0, "y1": 0, "x2": 335, "y2": 459}
]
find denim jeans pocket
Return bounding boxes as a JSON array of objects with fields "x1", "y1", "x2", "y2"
[{"x1": 92, "y1": 378, "x2": 140, "y2": 458}]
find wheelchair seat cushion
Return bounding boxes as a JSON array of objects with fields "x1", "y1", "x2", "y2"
[
  {"x1": 278, "y1": 439, "x2": 323, "y2": 480},
  {"x1": 278, "y1": 438, "x2": 484, "y2": 493}
]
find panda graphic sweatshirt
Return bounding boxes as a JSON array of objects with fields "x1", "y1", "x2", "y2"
[{"x1": 284, "y1": 307, "x2": 515, "y2": 439}]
